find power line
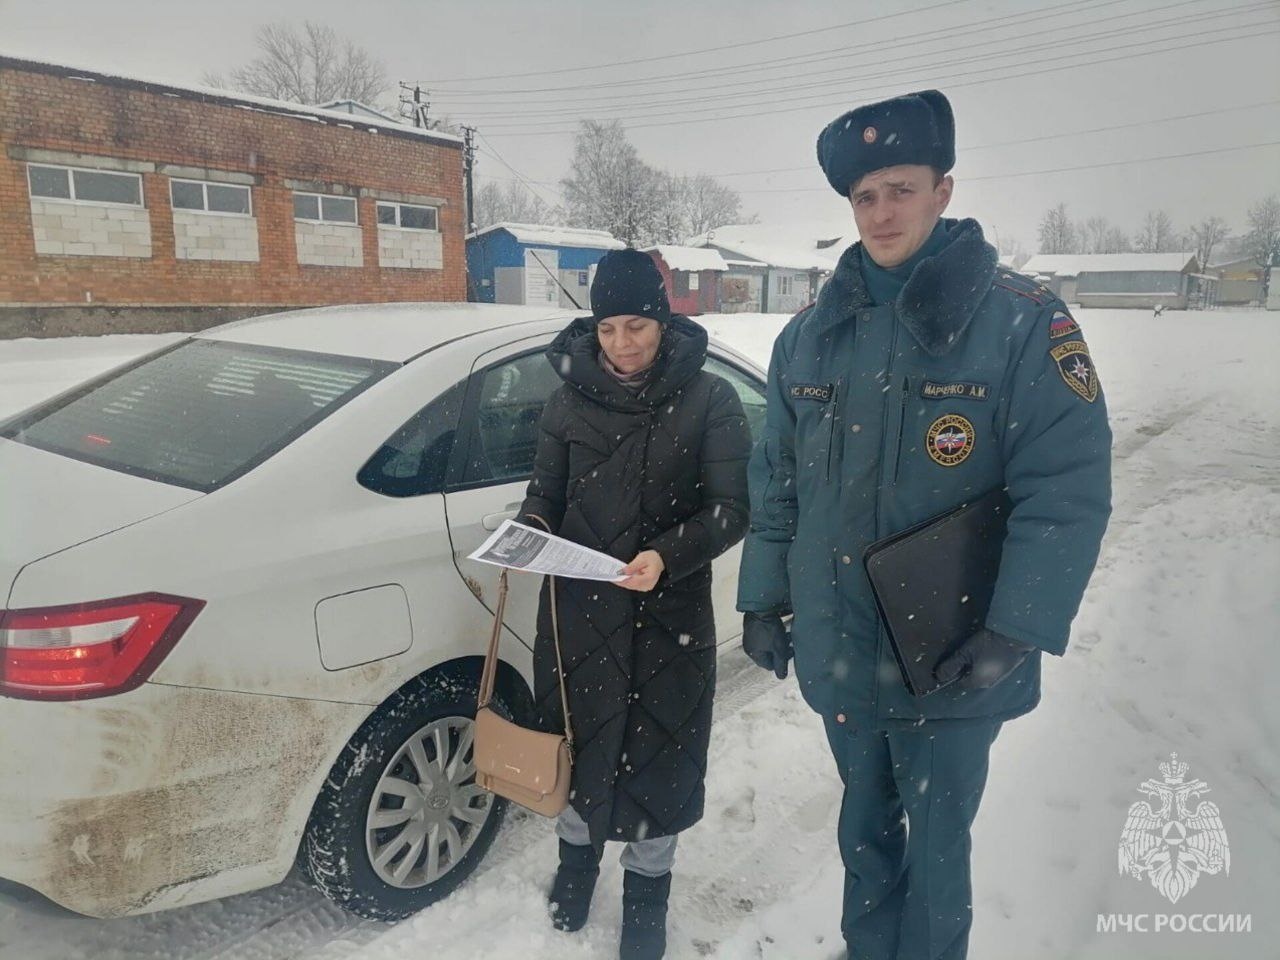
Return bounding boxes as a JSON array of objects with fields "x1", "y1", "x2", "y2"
[
  {"x1": 419, "y1": 0, "x2": 977, "y2": 84},
  {"x1": 473, "y1": 101, "x2": 1280, "y2": 194},
  {"x1": 733, "y1": 141, "x2": 1280, "y2": 192},
  {"x1": 448, "y1": 0, "x2": 1227, "y2": 117},
  {"x1": 474, "y1": 137, "x2": 564, "y2": 209},
  {"x1": 481, "y1": 24, "x2": 1280, "y2": 137},
  {"x1": 481, "y1": 14, "x2": 1276, "y2": 130},
  {"x1": 457, "y1": 0, "x2": 1146, "y2": 118},
  {"x1": 426, "y1": 0, "x2": 1119, "y2": 98},
  {"x1": 708, "y1": 99, "x2": 1280, "y2": 179}
]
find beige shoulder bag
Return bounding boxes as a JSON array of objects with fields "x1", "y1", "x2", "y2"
[{"x1": 474, "y1": 570, "x2": 574, "y2": 817}]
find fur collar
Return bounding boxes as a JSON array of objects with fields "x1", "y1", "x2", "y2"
[
  {"x1": 813, "y1": 217, "x2": 997, "y2": 357},
  {"x1": 546, "y1": 313, "x2": 707, "y2": 411}
]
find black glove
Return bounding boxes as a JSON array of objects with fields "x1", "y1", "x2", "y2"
[
  {"x1": 934, "y1": 628, "x2": 1036, "y2": 691},
  {"x1": 742, "y1": 612, "x2": 792, "y2": 680}
]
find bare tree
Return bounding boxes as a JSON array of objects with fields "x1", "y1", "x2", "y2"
[
  {"x1": 1081, "y1": 217, "x2": 1110, "y2": 254},
  {"x1": 1244, "y1": 194, "x2": 1280, "y2": 302},
  {"x1": 559, "y1": 121, "x2": 747, "y2": 246},
  {"x1": 1103, "y1": 226, "x2": 1131, "y2": 254},
  {"x1": 1187, "y1": 216, "x2": 1230, "y2": 270},
  {"x1": 561, "y1": 120, "x2": 664, "y2": 246},
  {"x1": 653, "y1": 174, "x2": 691, "y2": 245},
  {"x1": 203, "y1": 22, "x2": 389, "y2": 108},
  {"x1": 1076, "y1": 217, "x2": 1129, "y2": 254},
  {"x1": 472, "y1": 180, "x2": 556, "y2": 231},
  {"x1": 683, "y1": 174, "x2": 748, "y2": 237},
  {"x1": 1133, "y1": 210, "x2": 1182, "y2": 253},
  {"x1": 1037, "y1": 203, "x2": 1078, "y2": 254}
]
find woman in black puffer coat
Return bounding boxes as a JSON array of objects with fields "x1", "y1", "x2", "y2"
[{"x1": 517, "y1": 250, "x2": 750, "y2": 960}]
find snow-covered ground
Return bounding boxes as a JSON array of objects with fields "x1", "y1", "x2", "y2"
[{"x1": 1, "y1": 309, "x2": 1277, "y2": 960}]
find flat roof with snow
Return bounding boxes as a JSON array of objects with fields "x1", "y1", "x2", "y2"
[
  {"x1": 467, "y1": 223, "x2": 625, "y2": 250},
  {"x1": 1021, "y1": 252, "x2": 1197, "y2": 277},
  {"x1": 687, "y1": 225, "x2": 836, "y2": 272},
  {"x1": 644, "y1": 246, "x2": 729, "y2": 272},
  {"x1": 0, "y1": 53, "x2": 461, "y2": 147}
]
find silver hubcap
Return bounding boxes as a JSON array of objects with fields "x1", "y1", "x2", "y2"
[{"x1": 366, "y1": 716, "x2": 493, "y2": 888}]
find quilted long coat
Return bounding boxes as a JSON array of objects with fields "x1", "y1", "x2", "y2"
[{"x1": 518, "y1": 314, "x2": 750, "y2": 848}]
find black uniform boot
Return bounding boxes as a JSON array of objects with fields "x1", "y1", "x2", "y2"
[
  {"x1": 549, "y1": 839, "x2": 603, "y2": 932},
  {"x1": 620, "y1": 869, "x2": 672, "y2": 960}
]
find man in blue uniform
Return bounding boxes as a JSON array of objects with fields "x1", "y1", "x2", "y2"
[{"x1": 736, "y1": 89, "x2": 1112, "y2": 960}]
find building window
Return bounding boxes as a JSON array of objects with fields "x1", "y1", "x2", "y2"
[
  {"x1": 777, "y1": 274, "x2": 794, "y2": 296},
  {"x1": 689, "y1": 272, "x2": 700, "y2": 291},
  {"x1": 294, "y1": 192, "x2": 357, "y2": 224},
  {"x1": 27, "y1": 163, "x2": 142, "y2": 206},
  {"x1": 170, "y1": 179, "x2": 252, "y2": 216},
  {"x1": 376, "y1": 201, "x2": 438, "y2": 231}
]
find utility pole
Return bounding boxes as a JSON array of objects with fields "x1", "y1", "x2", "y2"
[
  {"x1": 461, "y1": 125, "x2": 477, "y2": 235},
  {"x1": 462, "y1": 125, "x2": 478, "y2": 301},
  {"x1": 398, "y1": 81, "x2": 430, "y2": 129}
]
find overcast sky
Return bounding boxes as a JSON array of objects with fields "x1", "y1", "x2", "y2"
[{"x1": 2, "y1": 0, "x2": 1277, "y2": 254}]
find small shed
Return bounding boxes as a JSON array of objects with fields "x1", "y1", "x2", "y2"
[
  {"x1": 643, "y1": 245, "x2": 728, "y2": 315},
  {"x1": 466, "y1": 223, "x2": 624, "y2": 308},
  {"x1": 1211, "y1": 255, "x2": 1266, "y2": 306},
  {"x1": 687, "y1": 225, "x2": 833, "y2": 313},
  {"x1": 1020, "y1": 252, "x2": 1207, "y2": 309}
]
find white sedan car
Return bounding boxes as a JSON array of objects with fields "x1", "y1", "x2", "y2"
[{"x1": 0, "y1": 302, "x2": 767, "y2": 921}]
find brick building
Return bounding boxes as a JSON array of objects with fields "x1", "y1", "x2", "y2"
[{"x1": 0, "y1": 55, "x2": 466, "y2": 337}]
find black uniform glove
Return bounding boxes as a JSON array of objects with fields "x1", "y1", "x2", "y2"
[
  {"x1": 742, "y1": 612, "x2": 792, "y2": 680},
  {"x1": 934, "y1": 628, "x2": 1036, "y2": 691}
]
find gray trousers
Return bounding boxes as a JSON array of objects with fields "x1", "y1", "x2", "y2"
[{"x1": 556, "y1": 805, "x2": 678, "y2": 878}]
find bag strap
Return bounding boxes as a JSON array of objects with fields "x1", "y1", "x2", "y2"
[
  {"x1": 477, "y1": 570, "x2": 574, "y2": 749},
  {"x1": 477, "y1": 568, "x2": 509, "y2": 709},
  {"x1": 549, "y1": 576, "x2": 573, "y2": 750}
]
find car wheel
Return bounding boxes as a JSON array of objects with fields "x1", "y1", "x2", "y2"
[{"x1": 301, "y1": 669, "x2": 515, "y2": 920}]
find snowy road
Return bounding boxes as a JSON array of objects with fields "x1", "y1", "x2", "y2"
[{"x1": 1, "y1": 309, "x2": 1277, "y2": 959}]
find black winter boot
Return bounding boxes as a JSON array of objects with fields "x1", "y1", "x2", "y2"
[
  {"x1": 620, "y1": 869, "x2": 672, "y2": 960},
  {"x1": 549, "y1": 839, "x2": 602, "y2": 932}
]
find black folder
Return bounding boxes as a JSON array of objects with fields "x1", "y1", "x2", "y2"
[{"x1": 863, "y1": 487, "x2": 1014, "y2": 697}]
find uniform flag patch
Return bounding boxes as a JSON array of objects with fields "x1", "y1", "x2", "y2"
[
  {"x1": 921, "y1": 380, "x2": 990, "y2": 401},
  {"x1": 926, "y1": 414, "x2": 976, "y2": 466},
  {"x1": 1049, "y1": 310, "x2": 1081, "y2": 340},
  {"x1": 790, "y1": 382, "x2": 834, "y2": 402},
  {"x1": 1050, "y1": 340, "x2": 1099, "y2": 402}
]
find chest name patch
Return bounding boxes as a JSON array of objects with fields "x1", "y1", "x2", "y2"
[
  {"x1": 921, "y1": 380, "x2": 990, "y2": 401},
  {"x1": 926, "y1": 414, "x2": 976, "y2": 467},
  {"x1": 790, "y1": 382, "x2": 834, "y2": 402}
]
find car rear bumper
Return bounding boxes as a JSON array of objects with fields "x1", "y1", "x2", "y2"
[{"x1": 0, "y1": 681, "x2": 368, "y2": 917}]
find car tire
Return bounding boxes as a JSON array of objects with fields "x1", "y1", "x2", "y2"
[{"x1": 300, "y1": 667, "x2": 518, "y2": 920}]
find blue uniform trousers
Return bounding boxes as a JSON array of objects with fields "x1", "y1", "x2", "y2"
[{"x1": 822, "y1": 717, "x2": 1002, "y2": 960}]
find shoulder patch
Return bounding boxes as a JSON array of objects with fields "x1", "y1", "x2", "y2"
[
  {"x1": 991, "y1": 270, "x2": 1052, "y2": 306},
  {"x1": 1050, "y1": 340, "x2": 1099, "y2": 402},
  {"x1": 1048, "y1": 309, "x2": 1080, "y2": 340}
]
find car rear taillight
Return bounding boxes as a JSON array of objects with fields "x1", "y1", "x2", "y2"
[{"x1": 0, "y1": 593, "x2": 204, "y2": 701}]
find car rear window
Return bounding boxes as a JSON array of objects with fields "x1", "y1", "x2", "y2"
[{"x1": 0, "y1": 339, "x2": 395, "y2": 491}]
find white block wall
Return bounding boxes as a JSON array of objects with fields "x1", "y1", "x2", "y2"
[
  {"x1": 29, "y1": 199, "x2": 152, "y2": 258},
  {"x1": 173, "y1": 210, "x2": 260, "y2": 262},
  {"x1": 377, "y1": 227, "x2": 443, "y2": 270},
  {"x1": 296, "y1": 221, "x2": 363, "y2": 267}
]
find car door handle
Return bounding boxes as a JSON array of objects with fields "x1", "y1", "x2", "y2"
[{"x1": 481, "y1": 505, "x2": 522, "y2": 531}]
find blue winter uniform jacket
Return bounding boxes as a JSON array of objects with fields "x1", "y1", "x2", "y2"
[{"x1": 736, "y1": 218, "x2": 1112, "y2": 727}]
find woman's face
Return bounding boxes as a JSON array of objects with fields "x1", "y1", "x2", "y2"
[{"x1": 597, "y1": 314, "x2": 662, "y2": 374}]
